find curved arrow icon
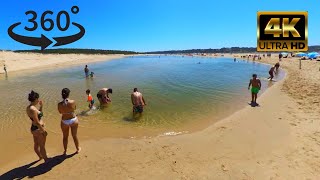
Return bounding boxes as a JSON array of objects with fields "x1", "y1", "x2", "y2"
[
  {"x1": 8, "y1": 22, "x2": 53, "y2": 50},
  {"x1": 53, "y1": 22, "x2": 85, "y2": 47}
]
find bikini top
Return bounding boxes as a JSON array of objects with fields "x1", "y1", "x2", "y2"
[
  {"x1": 60, "y1": 99, "x2": 76, "y2": 116},
  {"x1": 30, "y1": 111, "x2": 43, "y2": 122}
]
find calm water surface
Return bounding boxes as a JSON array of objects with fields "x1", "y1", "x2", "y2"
[{"x1": 0, "y1": 56, "x2": 284, "y2": 138}]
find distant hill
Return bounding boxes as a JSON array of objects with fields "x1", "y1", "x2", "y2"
[
  {"x1": 144, "y1": 46, "x2": 320, "y2": 54},
  {"x1": 14, "y1": 48, "x2": 138, "y2": 55},
  {"x1": 7, "y1": 46, "x2": 320, "y2": 54}
]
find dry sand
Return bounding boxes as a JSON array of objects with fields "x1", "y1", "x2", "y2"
[{"x1": 1, "y1": 52, "x2": 320, "y2": 179}]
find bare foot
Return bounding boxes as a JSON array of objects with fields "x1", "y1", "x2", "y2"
[
  {"x1": 63, "y1": 150, "x2": 67, "y2": 156},
  {"x1": 76, "y1": 147, "x2": 82, "y2": 154},
  {"x1": 44, "y1": 157, "x2": 51, "y2": 163}
]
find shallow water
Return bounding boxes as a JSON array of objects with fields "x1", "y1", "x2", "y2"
[{"x1": 0, "y1": 56, "x2": 284, "y2": 138}]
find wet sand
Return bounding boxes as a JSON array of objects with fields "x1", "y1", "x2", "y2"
[{"x1": 1, "y1": 53, "x2": 320, "y2": 179}]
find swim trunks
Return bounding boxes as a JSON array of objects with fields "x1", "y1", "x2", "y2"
[
  {"x1": 251, "y1": 87, "x2": 260, "y2": 94},
  {"x1": 133, "y1": 105, "x2": 143, "y2": 113}
]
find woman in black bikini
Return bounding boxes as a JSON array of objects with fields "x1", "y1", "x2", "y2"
[{"x1": 26, "y1": 90, "x2": 48, "y2": 162}]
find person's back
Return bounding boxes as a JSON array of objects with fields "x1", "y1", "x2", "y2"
[
  {"x1": 58, "y1": 99, "x2": 76, "y2": 120},
  {"x1": 131, "y1": 88, "x2": 146, "y2": 115},
  {"x1": 132, "y1": 91, "x2": 144, "y2": 106},
  {"x1": 251, "y1": 77, "x2": 260, "y2": 88},
  {"x1": 84, "y1": 65, "x2": 89, "y2": 77}
]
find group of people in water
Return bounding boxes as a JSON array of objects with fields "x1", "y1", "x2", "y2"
[
  {"x1": 25, "y1": 65, "x2": 147, "y2": 163},
  {"x1": 25, "y1": 58, "x2": 278, "y2": 162}
]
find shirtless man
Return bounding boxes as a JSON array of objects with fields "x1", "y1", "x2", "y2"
[
  {"x1": 268, "y1": 66, "x2": 276, "y2": 81},
  {"x1": 248, "y1": 74, "x2": 261, "y2": 105},
  {"x1": 131, "y1": 88, "x2": 146, "y2": 115},
  {"x1": 97, "y1": 88, "x2": 112, "y2": 105}
]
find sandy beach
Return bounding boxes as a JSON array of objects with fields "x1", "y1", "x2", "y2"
[
  {"x1": 1, "y1": 52, "x2": 320, "y2": 179},
  {"x1": 0, "y1": 51, "x2": 126, "y2": 75}
]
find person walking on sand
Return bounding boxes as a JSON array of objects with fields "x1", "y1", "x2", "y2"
[
  {"x1": 58, "y1": 88, "x2": 81, "y2": 155},
  {"x1": 268, "y1": 66, "x2": 276, "y2": 81},
  {"x1": 97, "y1": 88, "x2": 113, "y2": 105},
  {"x1": 131, "y1": 88, "x2": 146, "y2": 115},
  {"x1": 86, "y1": 89, "x2": 95, "y2": 109},
  {"x1": 84, "y1": 65, "x2": 89, "y2": 78},
  {"x1": 248, "y1": 74, "x2": 261, "y2": 105},
  {"x1": 26, "y1": 90, "x2": 49, "y2": 162}
]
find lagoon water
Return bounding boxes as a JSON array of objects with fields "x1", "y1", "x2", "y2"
[{"x1": 0, "y1": 56, "x2": 283, "y2": 140}]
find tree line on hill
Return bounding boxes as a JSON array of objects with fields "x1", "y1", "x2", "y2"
[
  {"x1": 14, "y1": 48, "x2": 138, "y2": 55},
  {"x1": 9, "y1": 46, "x2": 320, "y2": 54},
  {"x1": 144, "y1": 46, "x2": 320, "y2": 54}
]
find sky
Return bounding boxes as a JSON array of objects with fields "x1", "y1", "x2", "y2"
[{"x1": 0, "y1": 0, "x2": 319, "y2": 52}]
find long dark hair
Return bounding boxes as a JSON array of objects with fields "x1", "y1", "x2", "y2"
[{"x1": 28, "y1": 90, "x2": 39, "y2": 102}]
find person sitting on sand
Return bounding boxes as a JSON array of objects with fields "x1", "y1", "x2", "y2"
[
  {"x1": 131, "y1": 88, "x2": 146, "y2": 115},
  {"x1": 26, "y1": 90, "x2": 49, "y2": 162},
  {"x1": 248, "y1": 74, "x2": 261, "y2": 105},
  {"x1": 97, "y1": 88, "x2": 112, "y2": 105},
  {"x1": 268, "y1": 66, "x2": 276, "y2": 81},
  {"x1": 58, "y1": 88, "x2": 81, "y2": 155}
]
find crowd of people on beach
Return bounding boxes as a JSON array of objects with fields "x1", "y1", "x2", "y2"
[{"x1": 25, "y1": 65, "x2": 147, "y2": 162}]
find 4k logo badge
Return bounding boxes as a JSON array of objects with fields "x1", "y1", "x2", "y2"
[{"x1": 257, "y1": 12, "x2": 308, "y2": 52}]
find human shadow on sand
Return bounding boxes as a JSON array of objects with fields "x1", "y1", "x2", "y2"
[
  {"x1": 0, "y1": 153, "x2": 76, "y2": 179},
  {"x1": 248, "y1": 102, "x2": 260, "y2": 107}
]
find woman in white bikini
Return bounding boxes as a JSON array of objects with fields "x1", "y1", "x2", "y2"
[{"x1": 58, "y1": 88, "x2": 81, "y2": 155}]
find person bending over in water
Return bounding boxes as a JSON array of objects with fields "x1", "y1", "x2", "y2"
[
  {"x1": 97, "y1": 88, "x2": 112, "y2": 105},
  {"x1": 275, "y1": 62, "x2": 280, "y2": 73},
  {"x1": 90, "y1": 72, "x2": 94, "y2": 78},
  {"x1": 86, "y1": 89, "x2": 95, "y2": 109},
  {"x1": 26, "y1": 90, "x2": 49, "y2": 162},
  {"x1": 248, "y1": 74, "x2": 261, "y2": 105},
  {"x1": 58, "y1": 88, "x2": 81, "y2": 154},
  {"x1": 131, "y1": 88, "x2": 146, "y2": 116},
  {"x1": 268, "y1": 66, "x2": 276, "y2": 81}
]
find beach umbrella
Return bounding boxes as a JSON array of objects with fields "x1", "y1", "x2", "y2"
[
  {"x1": 295, "y1": 52, "x2": 307, "y2": 57},
  {"x1": 307, "y1": 52, "x2": 319, "y2": 59}
]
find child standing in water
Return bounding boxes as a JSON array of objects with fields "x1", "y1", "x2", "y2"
[
  {"x1": 248, "y1": 74, "x2": 261, "y2": 106},
  {"x1": 86, "y1": 89, "x2": 95, "y2": 109}
]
